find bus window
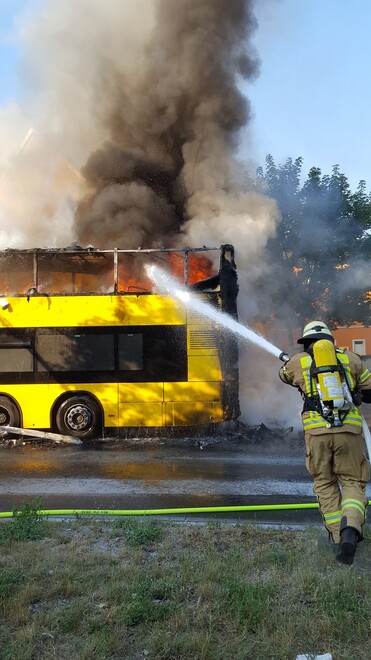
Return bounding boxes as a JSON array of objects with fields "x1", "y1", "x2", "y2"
[
  {"x1": 36, "y1": 331, "x2": 115, "y2": 372},
  {"x1": 37, "y1": 252, "x2": 115, "y2": 294},
  {"x1": 0, "y1": 332, "x2": 33, "y2": 373},
  {"x1": 0, "y1": 346, "x2": 33, "y2": 372},
  {"x1": 119, "y1": 334, "x2": 143, "y2": 370},
  {"x1": 117, "y1": 326, "x2": 187, "y2": 382},
  {"x1": 144, "y1": 326, "x2": 187, "y2": 382},
  {"x1": 0, "y1": 253, "x2": 34, "y2": 295}
]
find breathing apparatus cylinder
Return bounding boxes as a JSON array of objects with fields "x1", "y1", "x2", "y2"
[
  {"x1": 311, "y1": 339, "x2": 353, "y2": 427},
  {"x1": 312, "y1": 339, "x2": 345, "y2": 409}
]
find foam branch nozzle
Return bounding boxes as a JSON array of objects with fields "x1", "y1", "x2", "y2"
[{"x1": 279, "y1": 352, "x2": 291, "y2": 363}]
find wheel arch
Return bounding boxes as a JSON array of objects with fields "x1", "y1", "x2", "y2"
[{"x1": 0, "y1": 393, "x2": 23, "y2": 427}]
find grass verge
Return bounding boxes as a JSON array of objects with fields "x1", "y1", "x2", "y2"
[{"x1": 0, "y1": 511, "x2": 370, "y2": 659}]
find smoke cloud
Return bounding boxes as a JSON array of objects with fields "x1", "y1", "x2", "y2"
[
  {"x1": 239, "y1": 346, "x2": 302, "y2": 430},
  {"x1": 0, "y1": 0, "x2": 290, "y2": 426}
]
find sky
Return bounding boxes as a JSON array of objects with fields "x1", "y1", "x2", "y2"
[
  {"x1": 0, "y1": 0, "x2": 370, "y2": 191},
  {"x1": 0, "y1": 0, "x2": 29, "y2": 103},
  {"x1": 244, "y1": 0, "x2": 371, "y2": 191}
]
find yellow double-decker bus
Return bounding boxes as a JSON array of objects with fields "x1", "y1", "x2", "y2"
[{"x1": 0, "y1": 245, "x2": 240, "y2": 440}]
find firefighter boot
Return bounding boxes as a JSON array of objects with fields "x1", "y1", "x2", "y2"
[{"x1": 336, "y1": 527, "x2": 358, "y2": 566}]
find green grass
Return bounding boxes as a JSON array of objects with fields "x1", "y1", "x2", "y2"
[
  {"x1": 112, "y1": 517, "x2": 164, "y2": 546},
  {"x1": 0, "y1": 500, "x2": 49, "y2": 544},
  {"x1": 0, "y1": 568, "x2": 24, "y2": 599},
  {"x1": 0, "y1": 515, "x2": 370, "y2": 659}
]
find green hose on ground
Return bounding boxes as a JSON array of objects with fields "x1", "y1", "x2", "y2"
[{"x1": 0, "y1": 501, "x2": 369, "y2": 518}]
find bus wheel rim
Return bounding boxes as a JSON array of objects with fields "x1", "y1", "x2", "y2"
[
  {"x1": 0, "y1": 409, "x2": 9, "y2": 425},
  {"x1": 65, "y1": 405, "x2": 92, "y2": 431}
]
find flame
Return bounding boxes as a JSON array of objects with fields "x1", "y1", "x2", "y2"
[
  {"x1": 0, "y1": 251, "x2": 216, "y2": 296},
  {"x1": 167, "y1": 253, "x2": 185, "y2": 283},
  {"x1": 335, "y1": 263, "x2": 350, "y2": 270},
  {"x1": 117, "y1": 264, "x2": 152, "y2": 293},
  {"x1": 292, "y1": 266, "x2": 303, "y2": 275},
  {"x1": 116, "y1": 253, "x2": 214, "y2": 293},
  {"x1": 188, "y1": 255, "x2": 214, "y2": 284},
  {"x1": 316, "y1": 286, "x2": 330, "y2": 312},
  {"x1": 364, "y1": 291, "x2": 371, "y2": 303},
  {"x1": 116, "y1": 253, "x2": 215, "y2": 292},
  {"x1": 168, "y1": 253, "x2": 214, "y2": 284}
]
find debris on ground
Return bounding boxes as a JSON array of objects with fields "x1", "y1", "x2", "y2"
[{"x1": 0, "y1": 421, "x2": 303, "y2": 453}]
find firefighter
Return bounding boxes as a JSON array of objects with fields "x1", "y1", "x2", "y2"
[{"x1": 279, "y1": 321, "x2": 371, "y2": 565}]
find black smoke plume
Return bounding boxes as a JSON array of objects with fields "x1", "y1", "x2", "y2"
[{"x1": 76, "y1": 0, "x2": 260, "y2": 248}]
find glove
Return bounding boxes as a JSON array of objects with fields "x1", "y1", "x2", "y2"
[{"x1": 361, "y1": 390, "x2": 371, "y2": 404}]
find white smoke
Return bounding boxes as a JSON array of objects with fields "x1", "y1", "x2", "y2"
[
  {"x1": 0, "y1": 0, "x2": 156, "y2": 247},
  {"x1": 239, "y1": 345, "x2": 302, "y2": 429}
]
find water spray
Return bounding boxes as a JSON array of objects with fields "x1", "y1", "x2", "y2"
[
  {"x1": 146, "y1": 264, "x2": 290, "y2": 362},
  {"x1": 145, "y1": 264, "x2": 371, "y2": 457}
]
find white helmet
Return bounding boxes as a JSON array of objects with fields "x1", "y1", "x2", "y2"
[{"x1": 297, "y1": 320, "x2": 333, "y2": 344}]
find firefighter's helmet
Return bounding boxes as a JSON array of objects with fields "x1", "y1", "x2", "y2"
[{"x1": 297, "y1": 320, "x2": 333, "y2": 345}]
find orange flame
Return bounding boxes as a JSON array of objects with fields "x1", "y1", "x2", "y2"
[
  {"x1": 188, "y1": 255, "x2": 214, "y2": 284},
  {"x1": 167, "y1": 253, "x2": 214, "y2": 284},
  {"x1": 0, "y1": 251, "x2": 216, "y2": 296}
]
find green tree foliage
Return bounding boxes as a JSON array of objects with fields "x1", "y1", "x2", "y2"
[{"x1": 258, "y1": 156, "x2": 371, "y2": 329}]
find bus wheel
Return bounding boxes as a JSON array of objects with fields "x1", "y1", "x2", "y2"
[
  {"x1": 56, "y1": 396, "x2": 101, "y2": 440},
  {"x1": 0, "y1": 396, "x2": 21, "y2": 430}
]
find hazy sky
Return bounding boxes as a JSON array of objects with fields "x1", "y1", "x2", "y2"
[
  {"x1": 0, "y1": 0, "x2": 370, "y2": 191},
  {"x1": 0, "y1": 0, "x2": 29, "y2": 104},
  {"x1": 245, "y1": 0, "x2": 371, "y2": 190}
]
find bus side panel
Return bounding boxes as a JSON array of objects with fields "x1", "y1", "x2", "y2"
[
  {"x1": 187, "y1": 355, "x2": 223, "y2": 381},
  {"x1": 118, "y1": 383, "x2": 164, "y2": 427},
  {"x1": 118, "y1": 403, "x2": 164, "y2": 427},
  {"x1": 164, "y1": 401, "x2": 223, "y2": 426},
  {"x1": 1, "y1": 296, "x2": 186, "y2": 328},
  {"x1": 187, "y1": 321, "x2": 223, "y2": 382},
  {"x1": 164, "y1": 381, "x2": 222, "y2": 402},
  {"x1": 1, "y1": 384, "x2": 62, "y2": 428},
  {"x1": 1, "y1": 383, "x2": 119, "y2": 429},
  {"x1": 164, "y1": 382, "x2": 223, "y2": 426}
]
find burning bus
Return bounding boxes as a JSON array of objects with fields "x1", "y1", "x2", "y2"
[{"x1": 0, "y1": 244, "x2": 240, "y2": 439}]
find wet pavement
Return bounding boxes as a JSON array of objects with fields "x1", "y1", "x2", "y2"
[{"x1": 1, "y1": 435, "x2": 370, "y2": 527}]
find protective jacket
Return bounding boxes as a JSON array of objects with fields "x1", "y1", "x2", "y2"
[{"x1": 279, "y1": 347, "x2": 371, "y2": 434}]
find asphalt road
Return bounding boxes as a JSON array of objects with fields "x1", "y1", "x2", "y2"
[{"x1": 1, "y1": 437, "x2": 370, "y2": 527}]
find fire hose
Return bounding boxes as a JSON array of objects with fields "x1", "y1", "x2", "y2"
[
  {"x1": 0, "y1": 500, "x2": 370, "y2": 519},
  {"x1": 362, "y1": 417, "x2": 371, "y2": 462}
]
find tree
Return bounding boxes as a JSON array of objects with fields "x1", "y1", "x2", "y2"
[{"x1": 257, "y1": 156, "x2": 371, "y2": 331}]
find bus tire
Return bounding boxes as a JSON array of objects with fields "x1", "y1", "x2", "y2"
[
  {"x1": 0, "y1": 396, "x2": 21, "y2": 432},
  {"x1": 55, "y1": 396, "x2": 101, "y2": 440}
]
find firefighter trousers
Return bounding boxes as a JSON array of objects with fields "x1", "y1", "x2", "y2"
[{"x1": 305, "y1": 429, "x2": 370, "y2": 544}]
